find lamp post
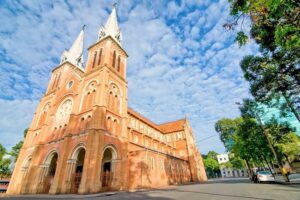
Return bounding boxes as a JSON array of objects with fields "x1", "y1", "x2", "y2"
[{"x1": 235, "y1": 101, "x2": 289, "y2": 182}]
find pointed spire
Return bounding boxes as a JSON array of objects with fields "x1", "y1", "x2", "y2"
[
  {"x1": 60, "y1": 26, "x2": 85, "y2": 68},
  {"x1": 98, "y1": 3, "x2": 122, "y2": 44}
]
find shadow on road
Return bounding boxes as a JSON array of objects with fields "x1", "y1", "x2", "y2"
[
  {"x1": 174, "y1": 189, "x2": 274, "y2": 200},
  {"x1": 206, "y1": 178, "x2": 252, "y2": 184},
  {"x1": 1, "y1": 192, "x2": 173, "y2": 200}
]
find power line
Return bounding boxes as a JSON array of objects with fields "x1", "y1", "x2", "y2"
[{"x1": 195, "y1": 134, "x2": 218, "y2": 143}]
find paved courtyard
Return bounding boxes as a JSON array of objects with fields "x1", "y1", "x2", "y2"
[{"x1": 2, "y1": 178, "x2": 300, "y2": 200}]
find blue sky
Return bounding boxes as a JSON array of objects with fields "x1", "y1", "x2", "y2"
[{"x1": 0, "y1": 0, "x2": 261, "y2": 154}]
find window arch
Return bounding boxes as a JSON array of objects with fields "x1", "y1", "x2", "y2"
[
  {"x1": 108, "y1": 83, "x2": 121, "y2": 114},
  {"x1": 22, "y1": 155, "x2": 32, "y2": 171},
  {"x1": 37, "y1": 102, "x2": 50, "y2": 127},
  {"x1": 112, "y1": 119, "x2": 118, "y2": 134},
  {"x1": 117, "y1": 55, "x2": 121, "y2": 71},
  {"x1": 56, "y1": 72, "x2": 61, "y2": 88},
  {"x1": 107, "y1": 116, "x2": 112, "y2": 132},
  {"x1": 82, "y1": 81, "x2": 97, "y2": 111},
  {"x1": 112, "y1": 50, "x2": 116, "y2": 68},
  {"x1": 92, "y1": 51, "x2": 97, "y2": 68},
  {"x1": 98, "y1": 48, "x2": 102, "y2": 66}
]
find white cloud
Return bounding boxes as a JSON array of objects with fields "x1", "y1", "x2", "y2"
[
  {"x1": 0, "y1": 0, "x2": 260, "y2": 154},
  {"x1": 0, "y1": 99, "x2": 38, "y2": 150}
]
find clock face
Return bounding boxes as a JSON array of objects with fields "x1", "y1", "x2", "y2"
[{"x1": 57, "y1": 99, "x2": 73, "y2": 122}]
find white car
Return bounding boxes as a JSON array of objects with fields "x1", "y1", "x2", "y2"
[{"x1": 256, "y1": 171, "x2": 275, "y2": 183}]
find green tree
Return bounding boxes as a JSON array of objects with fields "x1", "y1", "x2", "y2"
[
  {"x1": 203, "y1": 157, "x2": 220, "y2": 178},
  {"x1": 277, "y1": 133, "x2": 300, "y2": 164},
  {"x1": 229, "y1": 155, "x2": 246, "y2": 169},
  {"x1": 240, "y1": 55, "x2": 300, "y2": 122},
  {"x1": 0, "y1": 158, "x2": 11, "y2": 177},
  {"x1": 225, "y1": 0, "x2": 300, "y2": 122},
  {"x1": 9, "y1": 128, "x2": 27, "y2": 160},
  {"x1": 203, "y1": 151, "x2": 221, "y2": 178},
  {"x1": 215, "y1": 118, "x2": 243, "y2": 151},
  {"x1": 0, "y1": 144, "x2": 11, "y2": 177},
  {"x1": 0, "y1": 144, "x2": 5, "y2": 161},
  {"x1": 207, "y1": 151, "x2": 219, "y2": 160},
  {"x1": 239, "y1": 99, "x2": 296, "y2": 181},
  {"x1": 226, "y1": 0, "x2": 300, "y2": 52},
  {"x1": 10, "y1": 141, "x2": 23, "y2": 161}
]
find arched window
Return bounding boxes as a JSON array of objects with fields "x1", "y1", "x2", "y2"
[
  {"x1": 108, "y1": 83, "x2": 120, "y2": 114},
  {"x1": 112, "y1": 119, "x2": 118, "y2": 134},
  {"x1": 56, "y1": 72, "x2": 61, "y2": 88},
  {"x1": 117, "y1": 55, "x2": 121, "y2": 71},
  {"x1": 112, "y1": 51, "x2": 116, "y2": 68},
  {"x1": 92, "y1": 51, "x2": 97, "y2": 68},
  {"x1": 52, "y1": 74, "x2": 57, "y2": 89},
  {"x1": 86, "y1": 115, "x2": 92, "y2": 129},
  {"x1": 82, "y1": 81, "x2": 97, "y2": 111},
  {"x1": 98, "y1": 48, "x2": 102, "y2": 66},
  {"x1": 38, "y1": 103, "x2": 50, "y2": 127},
  {"x1": 133, "y1": 135, "x2": 138, "y2": 143},
  {"x1": 107, "y1": 116, "x2": 112, "y2": 132},
  {"x1": 79, "y1": 117, "x2": 85, "y2": 132}
]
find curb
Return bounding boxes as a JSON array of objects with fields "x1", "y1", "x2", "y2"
[{"x1": 274, "y1": 181, "x2": 300, "y2": 185}]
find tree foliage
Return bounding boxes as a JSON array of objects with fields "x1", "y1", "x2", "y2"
[
  {"x1": 0, "y1": 144, "x2": 6, "y2": 161},
  {"x1": 215, "y1": 118, "x2": 243, "y2": 151},
  {"x1": 202, "y1": 151, "x2": 221, "y2": 178},
  {"x1": 227, "y1": 0, "x2": 300, "y2": 53},
  {"x1": 225, "y1": 0, "x2": 300, "y2": 122},
  {"x1": 9, "y1": 128, "x2": 27, "y2": 161},
  {"x1": 10, "y1": 141, "x2": 23, "y2": 161},
  {"x1": 0, "y1": 144, "x2": 11, "y2": 176}
]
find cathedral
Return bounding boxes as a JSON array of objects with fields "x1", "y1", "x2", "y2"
[{"x1": 7, "y1": 5, "x2": 207, "y2": 195}]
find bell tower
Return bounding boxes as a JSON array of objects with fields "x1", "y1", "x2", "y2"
[
  {"x1": 85, "y1": 4, "x2": 127, "y2": 79},
  {"x1": 84, "y1": 4, "x2": 128, "y2": 139}
]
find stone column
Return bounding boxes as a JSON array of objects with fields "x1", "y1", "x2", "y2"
[
  {"x1": 111, "y1": 159, "x2": 120, "y2": 188},
  {"x1": 36, "y1": 164, "x2": 49, "y2": 193},
  {"x1": 62, "y1": 159, "x2": 76, "y2": 193}
]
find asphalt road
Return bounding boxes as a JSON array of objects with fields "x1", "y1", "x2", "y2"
[{"x1": 2, "y1": 178, "x2": 300, "y2": 200}]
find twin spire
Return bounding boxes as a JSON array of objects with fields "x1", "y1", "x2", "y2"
[
  {"x1": 98, "y1": 3, "x2": 122, "y2": 44},
  {"x1": 60, "y1": 4, "x2": 121, "y2": 68},
  {"x1": 60, "y1": 26, "x2": 85, "y2": 68}
]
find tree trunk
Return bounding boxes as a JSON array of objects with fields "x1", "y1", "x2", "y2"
[
  {"x1": 256, "y1": 114, "x2": 290, "y2": 182},
  {"x1": 262, "y1": 156, "x2": 273, "y2": 175},
  {"x1": 283, "y1": 154, "x2": 292, "y2": 171},
  {"x1": 282, "y1": 92, "x2": 300, "y2": 123},
  {"x1": 244, "y1": 159, "x2": 252, "y2": 178}
]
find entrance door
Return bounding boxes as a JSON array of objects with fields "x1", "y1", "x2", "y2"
[
  {"x1": 102, "y1": 162, "x2": 112, "y2": 187},
  {"x1": 71, "y1": 148, "x2": 85, "y2": 193},
  {"x1": 101, "y1": 147, "x2": 117, "y2": 190},
  {"x1": 43, "y1": 153, "x2": 58, "y2": 193}
]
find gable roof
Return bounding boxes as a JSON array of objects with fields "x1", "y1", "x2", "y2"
[
  {"x1": 158, "y1": 119, "x2": 186, "y2": 133},
  {"x1": 127, "y1": 108, "x2": 186, "y2": 134}
]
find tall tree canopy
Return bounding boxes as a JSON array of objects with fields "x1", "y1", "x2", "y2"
[
  {"x1": 215, "y1": 118, "x2": 243, "y2": 151},
  {"x1": 202, "y1": 151, "x2": 221, "y2": 178},
  {"x1": 225, "y1": 0, "x2": 300, "y2": 122}
]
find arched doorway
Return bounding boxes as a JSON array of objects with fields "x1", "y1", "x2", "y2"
[
  {"x1": 71, "y1": 147, "x2": 86, "y2": 193},
  {"x1": 42, "y1": 152, "x2": 58, "y2": 193},
  {"x1": 101, "y1": 146, "x2": 117, "y2": 189},
  {"x1": 18, "y1": 156, "x2": 32, "y2": 193}
]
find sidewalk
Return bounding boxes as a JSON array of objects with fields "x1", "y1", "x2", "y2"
[{"x1": 274, "y1": 173, "x2": 300, "y2": 184}]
